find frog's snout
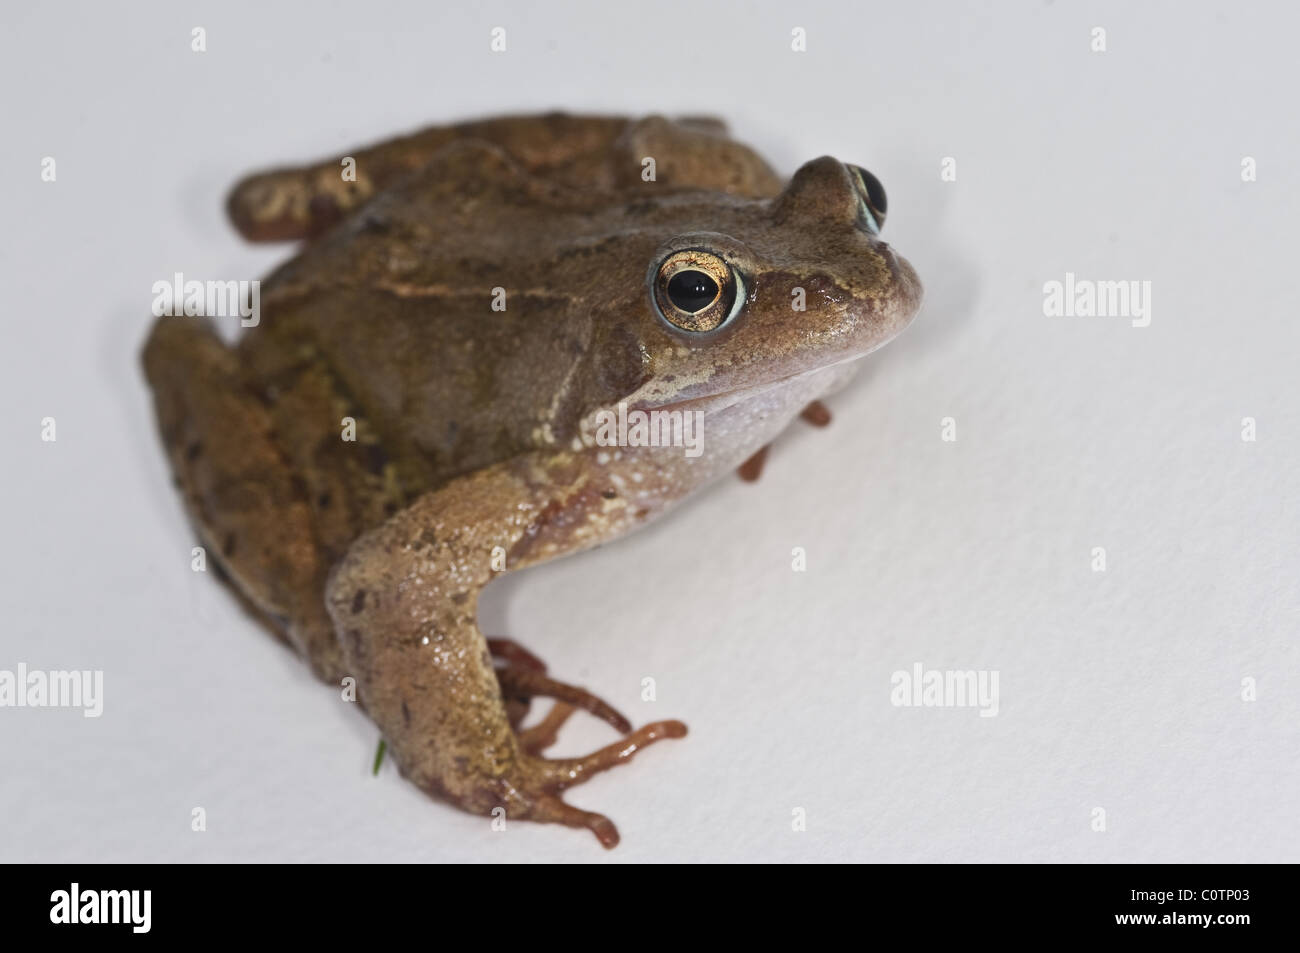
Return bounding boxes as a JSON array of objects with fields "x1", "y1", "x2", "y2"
[{"x1": 887, "y1": 248, "x2": 925, "y2": 324}]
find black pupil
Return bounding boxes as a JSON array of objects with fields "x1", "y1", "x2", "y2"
[{"x1": 666, "y1": 270, "x2": 719, "y2": 313}]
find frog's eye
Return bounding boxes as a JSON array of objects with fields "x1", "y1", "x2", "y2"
[
  {"x1": 652, "y1": 250, "x2": 743, "y2": 333},
  {"x1": 848, "y1": 165, "x2": 887, "y2": 234}
]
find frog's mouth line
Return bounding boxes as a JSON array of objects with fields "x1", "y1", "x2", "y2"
[{"x1": 643, "y1": 351, "x2": 871, "y2": 416}]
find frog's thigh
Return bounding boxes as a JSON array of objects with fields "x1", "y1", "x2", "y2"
[{"x1": 142, "y1": 317, "x2": 343, "y2": 681}]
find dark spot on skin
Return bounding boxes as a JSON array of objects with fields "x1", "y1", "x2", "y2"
[
  {"x1": 601, "y1": 489, "x2": 617, "y2": 499},
  {"x1": 185, "y1": 441, "x2": 203, "y2": 461},
  {"x1": 401, "y1": 700, "x2": 411, "y2": 726},
  {"x1": 454, "y1": 756, "x2": 469, "y2": 772},
  {"x1": 361, "y1": 442, "x2": 388, "y2": 476},
  {"x1": 317, "y1": 492, "x2": 332, "y2": 509},
  {"x1": 357, "y1": 212, "x2": 391, "y2": 235},
  {"x1": 418, "y1": 527, "x2": 438, "y2": 548},
  {"x1": 222, "y1": 533, "x2": 236, "y2": 557},
  {"x1": 351, "y1": 589, "x2": 366, "y2": 614},
  {"x1": 451, "y1": 591, "x2": 468, "y2": 605}
]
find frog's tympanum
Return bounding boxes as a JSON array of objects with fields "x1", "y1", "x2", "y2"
[{"x1": 143, "y1": 114, "x2": 922, "y2": 846}]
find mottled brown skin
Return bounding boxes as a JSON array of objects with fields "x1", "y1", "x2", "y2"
[{"x1": 142, "y1": 113, "x2": 922, "y2": 847}]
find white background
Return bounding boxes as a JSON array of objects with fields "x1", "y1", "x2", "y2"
[{"x1": 2, "y1": 0, "x2": 1296, "y2": 863}]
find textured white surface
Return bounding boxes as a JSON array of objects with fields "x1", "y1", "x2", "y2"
[{"x1": 1, "y1": 0, "x2": 1296, "y2": 863}]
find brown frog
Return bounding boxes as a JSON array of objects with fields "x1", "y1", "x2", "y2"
[{"x1": 142, "y1": 113, "x2": 922, "y2": 847}]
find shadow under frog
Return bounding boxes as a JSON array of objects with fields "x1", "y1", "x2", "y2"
[{"x1": 141, "y1": 112, "x2": 923, "y2": 847}]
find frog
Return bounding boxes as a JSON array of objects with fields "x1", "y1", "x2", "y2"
[{"x1": 142, "y1": 112, "x2": 922, "y2": 847}]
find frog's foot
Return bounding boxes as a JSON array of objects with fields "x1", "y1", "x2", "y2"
[
  {"x1": 499, "y1": 720, "x2": 688, "y2": 847},
  {"x1": 736, "y1": 400, "x2": 834, "y2": 482},
  {"x1": 485, "y1": 641, "x2": 683, "y2": 837},
  {"x1": 489, "y1": 636, "x2": 634, "y2": 734},
  {"x1": 488, "y1": 639, "x2": 655, "y2": 755}
]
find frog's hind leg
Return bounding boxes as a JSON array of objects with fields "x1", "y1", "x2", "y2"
[
  {"x1": 226, "y1": 113, "x2": 632, "y2": 242},
  {"x1": 226, "y1": 112, "x2": 780, "y2": 242},
  {"x1": 142, "y1": 317, "x2": 343, "y2": 681}
]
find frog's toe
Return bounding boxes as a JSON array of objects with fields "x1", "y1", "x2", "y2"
[
  {"x1": 496, "y1": 666, "x2": 632, "y2": 734},
  {"x1": 526, "y1": 795, "x2": 622, "y2": 849},
  {"x1": 537, "y1": 719, "x2": 688, "y2": 792},
  {"x1": 800, "y1": 399, "x2": 832, "y2": 427},
  {"x1": 486, "y1": 637, "x2": 547, "y2": 672},
  {"x1": 737, "y1": 444, "x2": 771, "y2": 482},
  {"x1": 516, "y1": 702, "x2": 576, "y2": 754},
  {"x1": 489, "y1": 637, "x2": 551, "y2": 729}
]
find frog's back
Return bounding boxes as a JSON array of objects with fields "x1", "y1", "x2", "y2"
[{"x1": 230, "y1": 114, "x2": 784, "y2": 559}]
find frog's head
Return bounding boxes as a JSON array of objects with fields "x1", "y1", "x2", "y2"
[{"x1": 619, "y1": 156, "x2": 922, "y2": 414}]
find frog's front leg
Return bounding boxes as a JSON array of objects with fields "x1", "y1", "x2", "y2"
[{"x1": 325, "y1": 451, "x2": 685, "y2": 847}]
